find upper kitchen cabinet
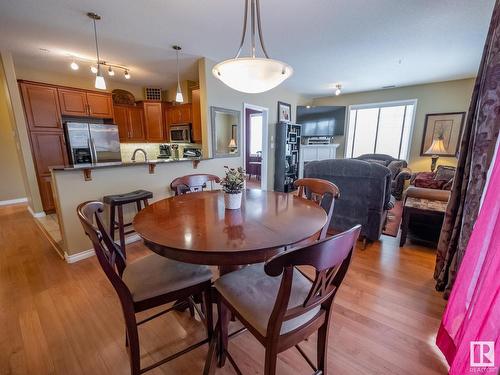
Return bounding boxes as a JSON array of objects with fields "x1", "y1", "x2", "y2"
[
  {"x1": 86, "y1": 92, "x2": 113, "y2": 118},
  {"x1": 58, "y1": 88, "x2": 113, "y2": 119},
  {"x1": 140, "y1": 101, "x2": 165, "y2": 142},
  {"x1": 166, "y1": 103, "x2": 192, "y2": 125},
  {"x1": 191, "y1": 88, "x2": 202, "y2": 143},
  {"x1": 114, "y1": 104, "x2": 146, "y2": 142},
  {"x1": 20, "y1": 82, "x2": 62, "y2": 131},
  {"x1": 58, "y1": 88, "x2": 88, "y2": 117}
]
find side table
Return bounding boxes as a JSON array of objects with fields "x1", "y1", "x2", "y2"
[{"x1": 399, "y1": 196, "x2": 448, "y2": 247}]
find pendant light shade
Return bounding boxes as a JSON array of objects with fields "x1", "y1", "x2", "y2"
[
  {"x1": 212, "y1": 0, "x2": 292, "y2": 93},
  {"x1": 213, "y1": 57, "x2": 292, "y2": 94},
  {"x1": 173, "y1": 45, "x2": 184, "y2": 103},
  {"x1": 95, "y1": 66, "x2": 106, "y2": 90}
]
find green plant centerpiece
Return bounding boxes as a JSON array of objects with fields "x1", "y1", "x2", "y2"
[{"x1": 221, "y1": 166, "x2": 246, "y2": 209}]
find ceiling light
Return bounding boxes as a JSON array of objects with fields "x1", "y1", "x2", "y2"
[
  {"x1": 107, "y1": 66, "x2": 115, "y2": 76},
  {"x1": 124, "y1": 70, "x2": 131, "y2": 79},
  {"x1": 212, "y1": 0, "x2": 293, "y2": 93},
  {"x1": 90, "y1": 65, "x2": 98, "y2": 74},
  {"x1": 70, "y1": 60, "x2": 79, "y2": 70},
  {"x1": 335, "y1": 84, "x2": 342, "y2": 96},
  {"x1": 88, "y1": 12, "x2": 106, "y2": 90},
  {"x1": 95, "y1": 66, "x2": 106, "y2": 90},
  {"x1": 173, "y1": 45, "x2": 184, "y2": 103}
]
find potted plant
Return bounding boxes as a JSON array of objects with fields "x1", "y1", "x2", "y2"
[{"x1": 220, "y1": 166, "x2": 245, "y2": 209}]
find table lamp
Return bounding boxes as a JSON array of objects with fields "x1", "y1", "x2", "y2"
[
  {"x1": 425, "y1": 137, "x2": 447, "y2": 172},
  {"x1": 228, "y1": 138, "x2": 237, "y2": 153}
]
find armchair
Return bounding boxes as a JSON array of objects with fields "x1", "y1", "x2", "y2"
[{"x1": 355, "y1": 154, "x2": 411, "y2": 200}]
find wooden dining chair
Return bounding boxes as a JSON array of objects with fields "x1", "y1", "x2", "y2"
[
  {"x1": 294, "y1": 178, "x2": 340, "y2": 240},
  {"x1": 205, "y1": 225, "x2": 361, "y2": 375},
  {"x1": 170, "y1": 173, "x2": 221, "y2": 195},
  {"x1": 77, "y1": 201, "x2": 213, "y2": 375}
]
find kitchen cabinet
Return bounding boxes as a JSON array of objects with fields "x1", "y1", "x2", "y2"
[
  {"x1": 166, "y1": 103, "x2": 192, "y2": 125},
  {"x1": 30, "y1": 132, "x2": 68, "y2": 213},
  {"x1": 58, "y1": 88, "x2": 88, "y2": 116},
  {"x1": 30, "y1": 132, "x2": 68, "y2": 175},
  {"x1": 191, "y1": 88, "x2": 202, "y2": 143},
  {"x1": 140, "y1": 101, "x2": 165, "y2": 142},
  {"x1": 39, "y1": 175, "x2": 56, "y2": 212},
  {"x1": 114, "y1": 104, "x2": 146, "y2": 142},
  {"x1": 20, "y1": 82, "x2": 62, "y2": 131},
  {"x1": 86, "y1": 92, "x2": 113, "y2": 118},
  {"x1": 129, "y1": 106, "x2": 146, "y2": 141},
  {"x1": 58, "y1": 88, "x2": 113, "y2": 118}
]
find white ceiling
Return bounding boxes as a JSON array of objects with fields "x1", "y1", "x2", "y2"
[{"x1": 0, "y1": 0, "x2": 494, "y2": 96}]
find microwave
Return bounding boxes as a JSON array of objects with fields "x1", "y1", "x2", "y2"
[{"x1": 170, "y1": 125, "x2": 191, "y2": 143}]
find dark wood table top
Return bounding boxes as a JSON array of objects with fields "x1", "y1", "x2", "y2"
[{"x1": 133, "y1": 189, "x2": 327, "y2": 265}]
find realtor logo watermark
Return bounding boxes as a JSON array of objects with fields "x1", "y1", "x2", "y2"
[{"x1": 470, "y1": 341, "x2": 495, "y2": 372}]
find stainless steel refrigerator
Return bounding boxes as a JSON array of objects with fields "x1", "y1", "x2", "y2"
[{"x1": 64, "y1": 122, "x2": 122, "y2": 165}]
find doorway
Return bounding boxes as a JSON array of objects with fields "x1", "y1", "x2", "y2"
[{"x1": 243, "y1": 104, "x2": 269, "y2": 190}]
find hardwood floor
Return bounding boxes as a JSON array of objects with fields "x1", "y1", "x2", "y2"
[{"x1": 0, "y1": 204, "x2": 448, "y2": 374}]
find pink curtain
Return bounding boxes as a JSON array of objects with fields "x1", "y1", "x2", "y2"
[{"x1": 436, "y1": 148, "x2": 500, "y2": 373}]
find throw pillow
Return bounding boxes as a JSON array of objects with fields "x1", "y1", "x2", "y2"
[
  {"x1": 435, "y1": 165, "x2": 456, "y2": 181},
  {"x1": 387, "y1": 160, "x2": 404, "y2": 180}
]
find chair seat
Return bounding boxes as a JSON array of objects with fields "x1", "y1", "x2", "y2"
[
  {"x1": 103, "y1": 190, "x2": 153, "y2": 205},
  {"x1": 214, "y1": 264, "x2": 320, "y2": 337},
  {"x1": 123, "y1": 253, "x2": 212, "y2": 302}
]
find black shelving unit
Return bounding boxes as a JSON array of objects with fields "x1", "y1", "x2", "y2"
[{"x1": 274, "y1": 122, "x2": 302, "y2": 192}]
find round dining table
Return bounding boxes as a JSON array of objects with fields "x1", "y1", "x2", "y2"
[{"x1": 133, "y1": 189, "x2": 327, "y2": 269}]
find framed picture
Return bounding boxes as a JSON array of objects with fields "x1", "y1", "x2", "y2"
[
  {"x1": 278, "y1": 101, "x2": 292, "y2": 123},
  {"x1": 420, "y1": 112, "x2": 465, "y2": 156}
]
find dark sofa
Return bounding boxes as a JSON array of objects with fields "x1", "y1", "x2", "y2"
[
  {"x1": 304, "y1": 159, "x2": 393, "y2": 241},
  {"x1": 355, "y1": 154, "x2": 411, "y2": 200}
]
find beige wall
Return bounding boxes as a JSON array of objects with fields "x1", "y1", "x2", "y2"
[
  {"x1": 312, "y1": 78, "x2": 475, "y2": 172},
  {"x1": 14, "y1": 64, "x2": 145, "y2": 100},
  {"x1": 0, "y1": 58, "x2": 26, "y2": 201},
  {"x1": 200, "y1": 58, "x2": 308, "y2": 190},
  {"x1": 0, "y1": 52, "x2": 44, "y2": 213}
]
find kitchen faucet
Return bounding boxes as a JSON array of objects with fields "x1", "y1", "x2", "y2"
[{"x1": 131, "y1": 148, "x2": 148, "y2": 162}]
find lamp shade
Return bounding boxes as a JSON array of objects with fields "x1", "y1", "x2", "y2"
[
  {"x1": 213, "y1": 58, "x2": 293, "y2": 94},
  {"x1": 95, "y1": 71, "x2": 106, "y2": 90},
  {"x1": 228, "y1": 138, "x2": 237, "y2": 148},
  {"x1": 425, "y1": 138, "x2": 448, "y2": 155}
]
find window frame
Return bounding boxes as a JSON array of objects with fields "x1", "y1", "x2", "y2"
[{"x1": 344, "y1": 99, "x2": 418, "y2": 160}]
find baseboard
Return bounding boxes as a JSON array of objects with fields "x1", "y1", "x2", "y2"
[
  {"x1": 0, "y1": 197, "x2": 28, "y2": 206},
  {"x1": 27, "y1": 205, "x2": 46, "y2": 218},
  {"x1": 64, "y1": 249, "x2": 95, "y2": 263},
  {"x1": 64, "y1": 233, "x2": 142, "y2": 264}
]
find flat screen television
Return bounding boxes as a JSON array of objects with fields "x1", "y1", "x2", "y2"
[{"x1": 296, "y1": 106, "x2": 346, "y2": 136}]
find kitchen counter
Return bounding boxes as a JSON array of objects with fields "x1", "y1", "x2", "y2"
[{"x1": 50, "y1": 157, "x2": 204, "y2": 171}]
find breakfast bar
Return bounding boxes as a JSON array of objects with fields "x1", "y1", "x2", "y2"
[{"x1": 50, "y1": 157, "x2": 240, "y2": 261}]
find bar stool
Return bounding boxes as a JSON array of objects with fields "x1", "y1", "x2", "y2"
[{"x1": 103, "y1": 189, "x2": 153, "y2": 257}]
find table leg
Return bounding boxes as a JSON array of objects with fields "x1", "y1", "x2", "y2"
[{"x1": 400, "y1": 208, "x2": 410, "y2": 247}]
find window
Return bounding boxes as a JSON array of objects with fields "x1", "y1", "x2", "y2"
[
  {"x1": 249, "y1": 114, "x2": 263, "y2": 156},
  {"x1": 345, "y1": 100, "x2": 416, "y2": 159}
]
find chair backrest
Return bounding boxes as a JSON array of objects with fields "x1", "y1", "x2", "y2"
[
  {"x1": 170, "y1": 174, "x2": 221, "y2": 195},
  {"x1": 77, "y1": 201, "x2": 131, "y2": 301},
  {"x1": 294, "y1": 178, "x2": 340, "y2": 240},
  {"x1": 264, "y1": 225, "x2": 361, "y2": 338},
  {"x1": 304, "y1": 159, "x2": 391, "y2": 241}
]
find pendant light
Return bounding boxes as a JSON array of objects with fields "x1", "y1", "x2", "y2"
[
  {"x1": 173, "y1": 45, "x2": 184, "y2": 103},
  {"x1": 88, "y1": 12, "x2": 106, "y2": 90},
  {"x1": 212, "y1": 0, "x2": 292, "y2": 93}
]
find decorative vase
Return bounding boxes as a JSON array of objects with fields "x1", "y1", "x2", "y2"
[{"x1": 224, "y1": 191, "x2": 242, "y2": 210}]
